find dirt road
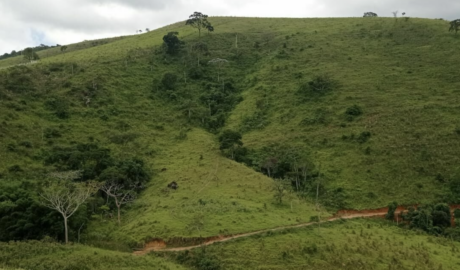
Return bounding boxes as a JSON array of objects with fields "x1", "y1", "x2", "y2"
[{"x1": 133, "y1": 205, "x2": 460, "y2": 255}]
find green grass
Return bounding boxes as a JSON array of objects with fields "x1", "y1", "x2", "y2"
[
  {"x1": 168, "y1": 219, "x2": 460, "y2": 269},
  {"x1": 1, "y1": 16, "x2": 460, "y2": 250},
  {"x1": 86, "y1": 129, "x2": 318, "y2": 245},
  {"x1": 0, "y1": 241, "x2": 186, "y2": 270}
]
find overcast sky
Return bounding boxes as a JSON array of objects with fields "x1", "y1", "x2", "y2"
[{"x1": 1, "y1": 0, "x2": 459, "y2": 54}]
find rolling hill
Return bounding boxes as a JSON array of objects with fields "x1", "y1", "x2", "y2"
[{"x1": 1, "y1": 16, "x2": 460, "y2": 269}]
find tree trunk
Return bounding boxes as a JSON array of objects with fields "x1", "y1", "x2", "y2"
[
  {"x1": 117, "y1": 204, "x2": 121, "y2": 225},
  {"x1": 63, "y1": 215, "x2": 69, "y2": 244}
]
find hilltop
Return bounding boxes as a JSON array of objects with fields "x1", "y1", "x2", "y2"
[{"x1": 1, "y1": 16, "x2": 460, "y2": 269}]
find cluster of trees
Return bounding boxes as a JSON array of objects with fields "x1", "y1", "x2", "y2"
[
  {"x1": 154, "y1": 13, "x2": 244, "y2": 133},
  {"x1": 218, "y1": 131, "x2": 322, "y2": 202},
  {"x1": 1, "y1": 142, "x2": 150, "y2": 244},
  {"x1": 387, "y1": 202, "x2": 453, "y2": 236},
  {"x1": 0, "y1": 44, "x2": 58, "y2": 61},
  {"x1": 23, "y1": 48, "x2": 40, "y2": 62}
]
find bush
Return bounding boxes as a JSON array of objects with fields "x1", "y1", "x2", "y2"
[
  {"x1": 44, "y1": 128, "x2": 62, "y2": 138},
  {"x1": 386, "y1": 201, "x2": 398, "y2": 220},
  {"x1": 19, "y1": 141, "x2": 33, "y2": 148},
  {"x1": 161, "y1": 73, "x2": 178, "y2": 90},
  {"x1": 218, "y1": 130, "x2": 242, "y2": 149},
  {"x1": 345, "y1": 105, "x2": 363, "y2": 116},
  {"x1": 357, "y1": 131, "x2": 371, "y2": 143},
  {"x1": 44, "y1": 97, "x2": 70, "y2": 119},
  {"x1": 299, "y1": 74, "x2": 338, "y2": 96},
  {"x1": 8, "y1": 165, "x2": 23, "y2": 172}
]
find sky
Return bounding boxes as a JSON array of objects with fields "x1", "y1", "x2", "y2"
[{"x1": 1, "y1": 0, "x2": 459, "y2": 54}]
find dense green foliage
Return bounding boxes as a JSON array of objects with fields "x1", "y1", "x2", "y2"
[
  {"x1": 163, "y1": 32, "x2": 183, "y2": 55},
  {"x1": 0, "y1": 181, "x2": 66, "y2": 241},
  {"x1": 402, "y1": 204, "x2": 452, "y2": 234}
]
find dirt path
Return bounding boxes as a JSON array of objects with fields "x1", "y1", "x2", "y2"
[{"x1": 133, "y1": 205, "x2": 460, "y2": 255}]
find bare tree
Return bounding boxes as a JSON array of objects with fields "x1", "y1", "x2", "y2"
[
  {"x1": 100, "y1": 181, "x2": 136, "y2": 225},
  {"x1": 392, "y1": 11, "x2": 399, "y2": 18},
  {"x1": 39, "y1": 179, "x2": 99, "y2": 244},
  {"x1": 48, "y1": 170, "x2": 82, "y2": 181}
]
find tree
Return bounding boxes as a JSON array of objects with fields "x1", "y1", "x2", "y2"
[
  {"x1": 163, "y1": 32, "x2": 182, "y2": 55},
  {"x1": 60, "y1": 46, "x2": 68, "y2": 53},
  {"x1": 262, "y1": 157, "x2": 278, "y2": 178},
  {"x1": 386, "y1": 201, "x2": 398, "y2": 220},
  {"x1": 432, "y1": 203, "x2": 451, "y2": 228},
  {"x1": 23, "y1": 47, "x2": 39, "y2": 62},
  {"x1": 392, "y1": 11, "x2": 399, "y2": 18},
  {"x1": 208, "y1": 58, "x2": 229, "y2": 82},
  {"x1": 100, "y1": 181, "x2": 136, "y2": 225},
  {"x1": 273, "y1": 178, "x2": 288, "y2": 204},
  {"x1": 39, "y1": 178, "x2": 99, "y2": 244},
  {"x1": 146, "y1": 28, "x2": 150, "y2": 32},
  {"x1": 180, "y1": 98, "x2": 200, "y2": 120},
  {"x1": 191, "y1": 42, "x2": 208, "y2": 66},
  {"x1": 449, "y1": 19, "x2": 460, "y2": 34},
  {"x1": 218, "y1": 130, "x2": 243, "y2": 159},
  {"x1": 186, "y1": 12, "x2": 213, "y2": 37},
  {"x1": 363, "y1": 12, "x2": 378, "y2": 17}
]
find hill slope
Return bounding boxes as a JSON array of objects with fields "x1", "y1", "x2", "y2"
[{"x1": 1, "y1": 16, "x2": 460, "y2": 250}]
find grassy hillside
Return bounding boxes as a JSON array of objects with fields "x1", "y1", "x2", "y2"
[
  {"x1": 166, "y1": 219, "x2": 460, "y2": 270},
  {"x1": 0, "y1": 241, "x2": 185, "y2": 270},
  {"x1": 1, "y1": 16, "x2": 460, "y2": 252}
]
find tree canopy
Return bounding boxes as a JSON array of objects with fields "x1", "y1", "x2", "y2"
[
  {"x1": 363, "y1": 12, "x2": 378, "y2": 17},
  {"x1": 186, "y1": 12, "x2": 214, "y2": 37},
  {"x1": 162, "y1": 32, "x2": 182, "y2": 55}
]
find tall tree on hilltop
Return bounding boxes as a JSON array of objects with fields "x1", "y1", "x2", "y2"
[{"x1": 186, "y1": 12, "x2": 214, "y2": 37}]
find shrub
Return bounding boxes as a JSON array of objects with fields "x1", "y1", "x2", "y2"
[
  {"x1": 43, "y1": 128, "x2": 62, "y2": 138},
  {"x1": 161, "y1": 73, "x2": 178, "y2": 90},
  {"x1": 345, "y1": 105, "x2": 363, "y2": 116},
  {"x1": 19, "y1": 141, "x2": 33, "y2": 148},
  {"x1": 357, "y1": 131, "x2": 371, "y2": 143},
  {"x1": 299, "y1": 74, "x2": 338, "y2": 96},
  {"x1": 44, "y1": 97, "x2": 70, "y2": 119}
]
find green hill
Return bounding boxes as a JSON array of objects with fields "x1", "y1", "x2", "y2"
[{"x1": 1, "y1": 16, "x2": 460, "y2": 269}]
